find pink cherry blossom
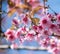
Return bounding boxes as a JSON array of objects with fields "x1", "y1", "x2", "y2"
[
  {"x1": 25, "y1": 32, "x2": 34, "y2": 41},
  {"x1": 19, "y1": 36, "x2": 25, "y2": 44},
  {"x1": 56, "y1": 14, "x2": 60, "y2": 24},
  {"x1": 40, "y1": 16, "x2": 52, "y2": 29},
  {"x1": 52, "y1": 48, "x2": 60, "y2": 54},
  {"x1": 12, "y1": 17, "x2": 20, "y2": 26},
  {"x1": 23, "y1": 16, "x2": 29, "y2": 25},
  {"x1": 41, "y1": 29, "x2": 52, "y2": 37},
  {"x1": 50, "y1": 41, "x2": 57, "y2": 49},
  {"x1": 32, "y1": 25, "x2": 38, "y2": 32},
  {"x1": 40, "y1": 38, "x2": 49, "y2": 47},
  {"x1": 5, "y1": 29, "x2": 15, "y2": 36},
  {"x1": 15, "y1": 28, "x2": 21, "y2": 38},
  {"x1": 49, "y1": 23, "x2": 59, "y2": 34},
  {"x1": 4, "y1": 29, "x2": 16, "y2": 42},
  {"x1": 47, "y1": 13, "x2": 54, "y2": 19},
  {"x1": 8, "y1": 34, "x2": 16, "y2": 41},
  {"x1": 10, "y1": 43, "x2": 18, "y2": 49},
  {"x1": 38, "y1": 25, "x2": 43, "y2": 33},
  {"x1": 21, "y1": 26, "x2": 29, "y2": 34},
  {"x1": 34, "y1": 35, "x2": 41, "y2": 42}
]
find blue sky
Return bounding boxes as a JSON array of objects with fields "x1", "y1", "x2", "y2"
[{"x1": 47, "y1": 0, "x2": 60, "y2": 13}]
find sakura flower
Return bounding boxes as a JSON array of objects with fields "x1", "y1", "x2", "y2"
[
  {"x1": 40, "y1": 16, "x2": 51, "y2": 29},
  {"x1": 56, "y1": 14, "x2": 60, "y2": 24},
  {"x1": 50, "y1": 41, "x2": 57, "y2": 49},
  {"x1": 34, "y1": 34, "x2": 41, "y2": 42},
  {"x1": 49, "y1": 23, "x2": 58, "y2": 34},
  {"x1": 15, "y1": 28, "x2": 21, "y2": 38},
  {"x1": 47, "y1": 13, "x2": 57, "y2": 22},
  {"x1": 12, "y1": 17, "x2": 20, "y2": 26},
  {"x1": 32, "y1": 25, "x2": 38, "y2": 32},
  {"x1": 4, "y1": 29, "x2": 16, "y2": 42},
  {"x1": 22, "y1": 15, "x2": 29, "y2": 25},
  {"x1": 8, "y1": 34, "x2": 16, "y2": 42},
  {"x1": 28, "y1": 30, "x2": 36, "y2": 35},
  {"x1": 19, "y1": 36, "x2": 25, "y2": 44},
  {"x1": 52, "y1": 48, "x2": 60, "y2": 54},
  {"x1": 4, "y1": 29, "x2": 15, "y2": 36},
  {"x1": 39, "y1": 37, "x2": 50, "y2": 47},
  {"x1": 10, "y1": 43, "x2": 18, "y2": 49},
  {"x1": 19, "y1": 13, "x2": 25, "y2": 18},
  {"x1": 47, "y1": 13, "x2": 54, "y2": 19},
  {"x1": 57, "y1": 24, "x2": 60, "y2": 29},
  {"x1": 15, "y1": 27, "x2": 29, "y2": 40},
  {"x1": 38, "y1": 25, "x2": 43, "y2": 33},
  {"x1": 49, "y1": 38, "x2": 57, "y2": 49},
  {"x1": 40, "y1": 38, "x2": 49, "y2": 47},
  {"x1": 25, "y1": 33, "x2": 34, "y2": 41},
  {"x1": 50, "y1": 24, "x2": 60, "y2": 35},
  {"x1": 21, "y1": 26, "x2": 29, "y2": 34},
  {"x1": 38, "y1": 25, "x2": 43, "y2": 30},
  {"x1": 56, "y1": 24, "x2": 60, "y2": 35},
  {"x1": 48, "y1": 46, "x2": 54, "y2": 53},
  {"x1": 50, "y1": 23, "x2": 57, "y2": 29},
  {"x1": 57, "y1": 40, "x2": 60, "y2": 50},
  {"x1": 41, "y1": 29, "x2": 52, "y2": 37}
]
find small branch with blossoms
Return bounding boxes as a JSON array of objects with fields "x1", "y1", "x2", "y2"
[{"x1": 3, "y1": 13, "x2": 60, "y2": 54}]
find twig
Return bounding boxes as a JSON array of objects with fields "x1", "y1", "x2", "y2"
[{"x1": 48, "y1": 6, "x2": 57, "y2": 15}]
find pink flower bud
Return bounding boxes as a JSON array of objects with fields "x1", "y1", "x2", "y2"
[
  {"x1": 12, "y1": 18, "x2": 19, "y2": 26},
  {"x1": 10, "y1": 43, "x2": 18, "y2": 49},
  {"x1": 23, "y1": 16, "x2": 29, "y2": 24},
  {"x1": 57, "y1": 14, "x2": 60, "y2": 24}
]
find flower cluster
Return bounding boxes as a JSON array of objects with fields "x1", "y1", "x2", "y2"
[
  {"x1": 5, "y1": 0, "x2": 60, "y2": 54},
  {"x1": 5, "y1": 13, "x2": 60, "y2": 54}
]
